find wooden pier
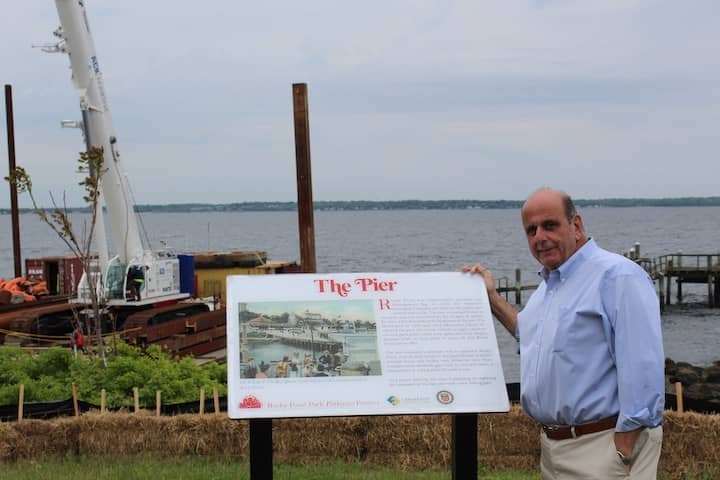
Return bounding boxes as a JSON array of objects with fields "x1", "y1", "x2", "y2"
[
  {"x1": 495, "y1": 246, "x2": 720, "y2": 309},
  {"x1": 634, "y1": 251, "x2": 720, "y2": 308},
  {"x1": 266, "y1": 329, "x2": 342, "y2": 353},
  {"x1": 496, "y1": 269, "x2": 538, "y2": 305}
]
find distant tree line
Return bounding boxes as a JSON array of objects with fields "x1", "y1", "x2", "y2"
[{"x1": 2, "y1": 197, "x2": 719, "y2": 214}]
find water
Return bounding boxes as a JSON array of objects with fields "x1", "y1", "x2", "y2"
[{"x1": 2, "y1": 206, "x2": 719, "y2": 380}]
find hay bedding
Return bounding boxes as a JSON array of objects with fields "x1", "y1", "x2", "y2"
[
  {"x1": 661, "y1": 411, "x2": 720, "y2": 479},
  {"x1": 0, "y1": 407, "x2": 718, "y2": 479},
  {"x1": 77, "y1": 412, "x2": 249, "y2": 458}
]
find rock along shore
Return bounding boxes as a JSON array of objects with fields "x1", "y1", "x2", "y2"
[{"x1": 665, "y1": 358, "x2": 720, "y2": 409}]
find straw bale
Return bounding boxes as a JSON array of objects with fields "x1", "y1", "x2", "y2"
[
  {"x1": 476, "y1": 407, "x2": 539, "y2": 469},
  {"x1": 363, "y1": 415, "x2": 450, "y2": 469},
  {"x1": 360, "y1": 407, "x2": 540, "y2": 470},
  {"x1": 77, "y1": 412, "x2": 248, "y2": 459},
  {"x1": 660, "y1": 411, "x2": 720, "y2": 480},
  {"x1": 0, "y1": 422, "x2": 22, "y2": 462},
  {"x1": 0, "y1": 407, "x2": 718, "y2": 479},
  {"x1": 2, "y1": 418, "x2": 78, "y2": 461},
  {"x1": 274, "y1": 416, "x2": 368, "y2": 464}
]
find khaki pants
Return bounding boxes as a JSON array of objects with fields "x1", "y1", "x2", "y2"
[{"x1": 540, "y1": 426, "x2": 663, "y2": 479}]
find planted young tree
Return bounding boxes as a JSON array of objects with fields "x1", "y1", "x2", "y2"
[{"x1": 5, "y1": 146, "x2": 108, "y2": 359}]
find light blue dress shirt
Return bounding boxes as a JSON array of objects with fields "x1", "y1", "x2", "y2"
[{"x1": 517, "y1": 239, "x2": 665, "y2": 432}]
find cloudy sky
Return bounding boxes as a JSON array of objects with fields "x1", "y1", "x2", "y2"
[{"x1": 1, "y1": 1, "x2": 718, "y2": 207}]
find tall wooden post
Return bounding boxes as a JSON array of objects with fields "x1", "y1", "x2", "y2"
[
  {"x1": 4, "y1": 84, "x2": 22, "y2": 278},
  {"x1": 18, "y1": 384, "x2": 24, "y2": 423},
  {"x1": 292, "y1": 83, "x2": 317, "y2": 274},
  {"x1": 514, "y1": 269, "x2": 522, "y2": 305},
  {"x1": 71, "y1": 383, "x2": 79, "y2": 417},
  {"x1": 675, "y1": 382, "x2": 684, "y2": 415},
  {"x1": 133, "y1": 387, "x2": 140, "y2": 413}
]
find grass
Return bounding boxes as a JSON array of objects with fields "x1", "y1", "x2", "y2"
[
  {"x1": 0, "y1": 457, "x2": 716, "y2": 479},
  {"x1": 0, "y1": 456, "x2": 541, "y2": 480}
]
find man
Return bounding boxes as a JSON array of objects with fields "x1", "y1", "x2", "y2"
[
  {"x1": 463, "y1": 188, "x2": 664, "y2": 479},
  {"x1": 127, "y1": 265, "x2": 145, "y2": 301}
]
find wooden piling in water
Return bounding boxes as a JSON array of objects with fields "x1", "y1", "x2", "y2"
[
  {"x1": 666, "y1": 266, "x2": 672, "y2": 306},
  {"x1": 658, "y1": 275, "x2": 665, "y2": 310}
]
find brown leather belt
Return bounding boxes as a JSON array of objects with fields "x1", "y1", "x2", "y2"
[{"x1": 542, "y1": 415, "x2": 618, "y2": 441}]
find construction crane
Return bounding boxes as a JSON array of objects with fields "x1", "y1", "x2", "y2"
[{"x1": 42, "y1": 0, "x2": 188, "y2": 306}]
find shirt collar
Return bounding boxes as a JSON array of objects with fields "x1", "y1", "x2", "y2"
[{"x1": 538, "y1": 237, "x2": 597, "y2": 282}]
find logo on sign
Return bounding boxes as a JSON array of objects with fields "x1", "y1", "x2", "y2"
[
  {"x1": 436, "y1": 390, "x2": 454, "y2": 405},
  {"x1": 239, "y1": 395, "x2": 262, "y2": 409},
  {"x1": 386, "y1": 395, "x2": 400, "y2": 406}
]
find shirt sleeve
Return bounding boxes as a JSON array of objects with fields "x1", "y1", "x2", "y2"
[{"x1": 604, "y1": 268, "x2": 665, "y2": 432}]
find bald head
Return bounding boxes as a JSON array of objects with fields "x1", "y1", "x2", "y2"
[
  {"x1": 522, "y1": 188, "x2": 577, "y2": 221},
  {"x1": 521, "y1": 188, "x2": 587, "y2": 270}
]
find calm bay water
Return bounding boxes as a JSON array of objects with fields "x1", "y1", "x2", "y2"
[{"x1": 2, "y1": 206, "x2": 719, "y2": 381}]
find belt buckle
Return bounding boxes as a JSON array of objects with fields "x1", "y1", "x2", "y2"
[{"x1": 543, "y1": 424, "x2": 576, "y2": 438}]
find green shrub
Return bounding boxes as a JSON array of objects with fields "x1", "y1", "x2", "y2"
[{"x1": 0, "y1": 342, "x2": 227, "y2": 407}]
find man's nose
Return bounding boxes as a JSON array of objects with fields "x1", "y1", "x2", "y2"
[{"x1": 534, "y1": 227, "x2": 548, "y2": 242}]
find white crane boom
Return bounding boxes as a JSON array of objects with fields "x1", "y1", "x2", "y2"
[
  {"x1": 48, "y1": 0, "x2": 187, "y2": 305},
  {"x1": 54, "y1": 0, "x2": 143, "y2": 263}
]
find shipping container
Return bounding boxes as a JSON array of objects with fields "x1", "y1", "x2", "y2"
[
  {"x1": 177, "y1": 254, "x2": 195, "y2": 296},
  {"x1": 194, "y1": 266, "x2": 267, "y2": 302},
  {"x1": 25, "y1": 256, "x2": 84, "y2": 296},
  {"x1": 192, "y1": 251, "x2": 297, "y2": 302}
]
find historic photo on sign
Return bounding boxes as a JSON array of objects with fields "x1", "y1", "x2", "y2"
[{"x1": 237, "y1": 300, "x2": 381, "y2": 379}]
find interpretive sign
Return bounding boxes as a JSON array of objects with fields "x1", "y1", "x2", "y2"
[{"x1": 226, "y1": 272, "x2": 509, "y2": 418}]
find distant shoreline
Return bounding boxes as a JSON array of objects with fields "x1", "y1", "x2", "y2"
[{"x1": 2, "y1": 197, "x2": 719, "y2": 214}]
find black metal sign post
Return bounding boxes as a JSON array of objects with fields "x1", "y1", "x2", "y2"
[
  {"x1": 249, "y1": 418, "x2": 273, "y2": 479},
  {"x1": 451, "y1": 413, "x2": 478, "y2": 479}
]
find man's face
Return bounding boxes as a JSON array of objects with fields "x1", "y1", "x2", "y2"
[{"x1": 521, "y1": 191, "x2": 585, "y2": 270}]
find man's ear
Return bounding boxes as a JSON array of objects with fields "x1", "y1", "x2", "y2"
[{"x1": 573, "y1": 214, "x2": 586, "y2": 241}]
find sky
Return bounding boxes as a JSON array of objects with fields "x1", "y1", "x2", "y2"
[{"x1": 1, "y1": 1, "x2": 719, "y2": 207}]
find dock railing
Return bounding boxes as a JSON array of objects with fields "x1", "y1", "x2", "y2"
[
  {"x1": 629, "y1": 249, "x2": 720, "y2": 308},
  {"x1": 656, "y1": 253, "x2": 720, "y2": 273},
  {"x1": 496, "y1": 269, "x2": 539, "y2": 305}
]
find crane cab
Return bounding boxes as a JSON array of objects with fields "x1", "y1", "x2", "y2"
[{"x1": 104, "y1": 255, "x2": 189, "y2": 306}]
